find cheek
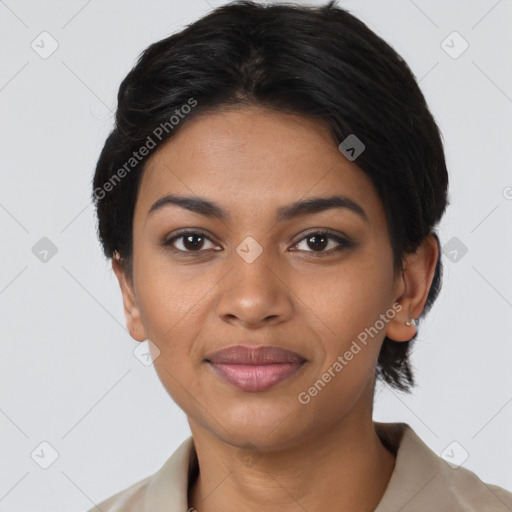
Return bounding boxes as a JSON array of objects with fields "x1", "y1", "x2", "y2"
[
  {"x1": 132, "y1": 252, "x2": 218, "y2": 407},
  {"x1": 300, "y1": 254, "x2": 395, "y2": 343},
  {"x1": 141, "y1": 289, "x2": 205, "y2": 415},
  {"x1": 294, "y1": 263, "x2": 392, "y2": 420},
  {"x1": 134, "y1": 251, "x2": 215, "y2": 339}
]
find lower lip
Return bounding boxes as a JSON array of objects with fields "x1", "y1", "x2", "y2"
[{"x1": 208, "y1": 362, "x2": 305, "y2": 392}]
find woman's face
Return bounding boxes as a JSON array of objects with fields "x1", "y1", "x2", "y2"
[{"x1": 118, "y1": 106, "x2": 408, "y2": 450}]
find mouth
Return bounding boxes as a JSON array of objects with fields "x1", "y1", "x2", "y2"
[{"x1": 204, "y1": 345, "x2": 307, "y2": 392}]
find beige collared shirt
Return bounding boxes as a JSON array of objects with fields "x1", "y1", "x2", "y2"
[{"x1": 87, "y1": 422, "x2": 512, "y2": 511}]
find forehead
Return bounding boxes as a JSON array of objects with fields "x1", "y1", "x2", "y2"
[{"x1": 136, "y1": 106, "x2": 382, "y2": 224}]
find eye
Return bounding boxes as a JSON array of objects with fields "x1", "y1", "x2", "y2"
[
  {"x1": 162, "y1": 230, "x2": 220, "y2": 253},
  {"x1": 291, "y1": 230, "x2": 352, "y2": 257},
  {"x1": 162, "y1": 229, "x2": 352, "y2": 257}
]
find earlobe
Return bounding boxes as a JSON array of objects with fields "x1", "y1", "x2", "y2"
[
  {"x1": 112, "y1": 253, "x2": 147, "y2": 342},
  {"x1": 385, "y1": 235, "x2": 439, "y2": 342}
]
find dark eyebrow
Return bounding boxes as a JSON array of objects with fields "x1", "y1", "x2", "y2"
[
  {"x1": 147, "y1": 194, "x2": 368, "y2": 223},
  {"x1": 148, "y1": 194, "x2": 230, "y2": 221},
  {"x1": 276, "y1": 195, "x2": 368, "y2": 223}
]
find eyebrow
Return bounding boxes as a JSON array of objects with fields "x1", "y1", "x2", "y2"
[{"x1": 147, "y1": 194, "x2": 368, "y2": 223}]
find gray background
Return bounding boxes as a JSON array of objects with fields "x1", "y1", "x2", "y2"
[{"x1": 1, "y1": 0, "x2": 511, "y2": 510}]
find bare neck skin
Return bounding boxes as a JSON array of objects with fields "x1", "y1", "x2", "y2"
[{"x1": 187, "y1": 383, "x2": 396, "y2": 512}]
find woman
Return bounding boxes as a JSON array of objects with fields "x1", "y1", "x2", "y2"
[{"x1": 89, "y1": 1, "x2": 512, "y2": 510}]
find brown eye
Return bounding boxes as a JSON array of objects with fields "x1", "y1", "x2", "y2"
[
  {"x1": 293, "y1": 231, "x2": 352, "y2": 256},
  {"x1": 305, "y1": 233, "x2": 329, "y2": 251},
  {"x1": 163, "y1": 231, "x2": 218, "y2": 253},
  {"x1": 181, "y1": 233, "x2": 206, "y2": 251}
]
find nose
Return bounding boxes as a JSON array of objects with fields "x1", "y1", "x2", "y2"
[{"x1": 215, "y1": 246, "x2": 294, "y2": 329}]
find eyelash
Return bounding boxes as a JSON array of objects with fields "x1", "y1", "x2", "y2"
[{"x1": 162, "y1": 229, "x2": 353, "y2": 257}]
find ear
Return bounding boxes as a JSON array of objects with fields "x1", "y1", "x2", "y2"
[
  {"x1": 112, "y1": 252, "x2": 147, "y2": 342},
  {"x1": 385, "y1": 234, "x2": 439, "y2": 342}
]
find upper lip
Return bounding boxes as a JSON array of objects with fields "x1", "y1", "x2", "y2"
[{"x1": 205, "y1": 345, "x2": 306, "y2": 365}]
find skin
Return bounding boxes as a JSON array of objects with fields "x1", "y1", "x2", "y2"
[{"x1": 112, "y1": 105, "x2": 438, "y2": 512}]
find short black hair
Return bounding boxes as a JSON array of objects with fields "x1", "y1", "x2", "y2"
[{"x1": 92, "y1": 0, "x2": 449, "y2": 393}]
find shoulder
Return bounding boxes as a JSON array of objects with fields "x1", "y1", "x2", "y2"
[
  {"x1": 374, "y1": 422, "x2": 512, "y2": 512},
  {"x1": 437, "y1": 460, "x2": 512, "y2": 511},
  {"x1": 432, "y1": 464, "x2": 512, "y2": 511},
  {"x1": 85, "y1": 436, "x2": 196, "y2": 512},
  {"x1": 85, "y1": 475, "x2": 152, "y2": 512}
]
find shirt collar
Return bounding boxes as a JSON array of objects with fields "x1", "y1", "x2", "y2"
[{"x1": 143, "y1": 422, "x2": 512, "y2": 511}]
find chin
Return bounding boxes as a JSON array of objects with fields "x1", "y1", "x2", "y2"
[{"x1": 209, "y1": 404, "x2": 314, "y2": 452}]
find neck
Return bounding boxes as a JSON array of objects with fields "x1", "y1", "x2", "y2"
[{"x1": 187, "y1": 415, "x2": 396, "y2": 512}]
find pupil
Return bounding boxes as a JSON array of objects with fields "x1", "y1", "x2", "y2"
[
  {"x1": 184, "y1": 234, "x2": 203, "y2": 250},
  {"x1": 308, "y1": 234, "x2": 327, "y2": 251}
]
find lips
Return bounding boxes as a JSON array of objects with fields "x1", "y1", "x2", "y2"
[{"x1": 205, "y1": 345, "x2": 307, "y2": 392}]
